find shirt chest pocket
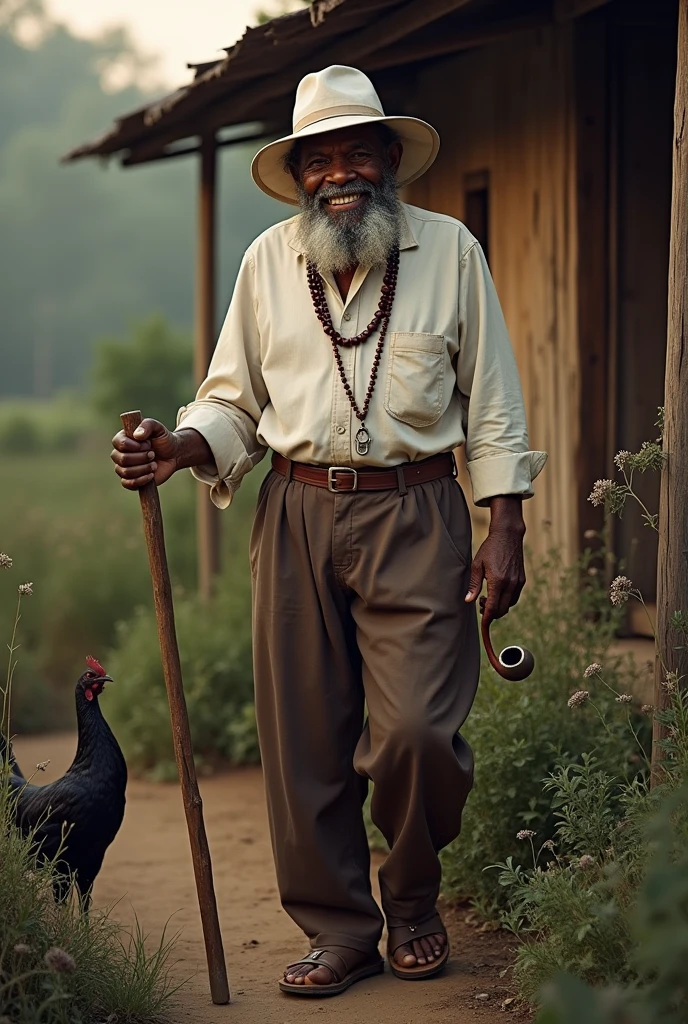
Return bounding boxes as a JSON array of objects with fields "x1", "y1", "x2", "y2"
[{"x1": 384, "y1": 332, "x2": 446, "y2": 428}]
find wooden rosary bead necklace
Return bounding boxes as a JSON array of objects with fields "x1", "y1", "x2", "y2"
[{"x1": 306, "y1": 248, "x2": 399, "y2": 456}]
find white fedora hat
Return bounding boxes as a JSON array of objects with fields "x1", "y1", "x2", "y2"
[{"x1": 251, "y1": 65, "x2": 440, "y2": 205}]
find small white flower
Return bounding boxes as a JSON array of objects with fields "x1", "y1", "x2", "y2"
[
  {"x1": 641, "y1": 704, "x2": 654, "y2": 714},
  {"x1": 578, "y1": 855, "x2": 595, "y2": 870},
  {"x1": 541, "y1": 839, "x2": 555, "y2": 852},
  {"x1": 568, "y1": 690, "x2": 590, "y2": 709},
  {"x1": 663, "y1": 671, "x2": 679, "y2": 694},
  {"x1": 584, "y1": 663, "x2": 602, "y2": 679},
  {"x1": 516, "y1": 829, "x2": 536, "y2": 840},
  {"x1": 0, "y1": 553, "x2": 12, "y2": 569},
  {"x1": 609, "y1": 576, "x2": 633, "y2": 606},
  {"x1": 36, "y1": 760, "x2": 50, "y2": 772},
  {"x1": 615, "y1": 694, "x2": 632, "y2": 704},
  {"x1": 588, "y1": 480, "x2": 613, "y2": 506},
  {"x1": 614, "y1": 450, "x2": 632, "y2": 471},
  {"x1": 18, "y1": 582, "x2": 33, "y2": 596}
]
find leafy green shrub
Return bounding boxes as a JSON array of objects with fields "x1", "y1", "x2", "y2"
[
  {"x1": 495, "y1": 683, "x2": 688, "y2": 1007},
  {"x1": 90, "y1": 315, "x2": 193, "y2": 430},
  {"x1": 105, "y1": 576, "x2": 257, "y2": 779},
  {"x1": 0, "y1": 445, "x2": 266, "y2": 731},
  {"x1": 535, "y1": 781, "x2": 688, "y2": 1024},
  {"x1": 436, "y1": 545, "x2": 643, "y2": 909},
  {"x1": 498, "y1": 415, "x2": 688, "y2": 1017},
  {"x1": 0, "y1": 395, "x2": 99, "y2": 455}
]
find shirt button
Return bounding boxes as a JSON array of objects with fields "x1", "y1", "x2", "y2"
[
  {"x1": 336, "y1": 425, "x2": 346, "y2": 434},
  {"x1": 342, "y1": 312, "x2": 351, "y2": 321}
]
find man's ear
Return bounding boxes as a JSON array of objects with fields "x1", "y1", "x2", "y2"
[{"x1": 387, "y1": 140, "x2": 403, "y2": 175}]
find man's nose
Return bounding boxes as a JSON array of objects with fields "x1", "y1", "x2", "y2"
[{"x1": 324, "y1": 156, "x2": 356, "y2": 186}]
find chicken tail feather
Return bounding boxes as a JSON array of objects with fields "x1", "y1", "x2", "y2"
[{"x1": 0, "y1": 731, "x2": 25, "y2": 780}]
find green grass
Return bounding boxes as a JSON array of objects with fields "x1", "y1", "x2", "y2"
[{"x1": 0, "y1": 773, "x2": 183, "y2": 1023}]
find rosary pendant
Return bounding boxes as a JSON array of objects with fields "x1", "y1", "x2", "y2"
[{"x1": 355, "y1": 425, "x2": 372, "y2": 456}]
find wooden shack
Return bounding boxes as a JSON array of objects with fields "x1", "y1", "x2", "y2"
[{"x1": 65, "y1": 0, "x2": 678, "y2": 620}]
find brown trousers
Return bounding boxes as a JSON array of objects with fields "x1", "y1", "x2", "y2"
[{"x1": 249, "y1": 464, "x2": 480, "y2": 954}]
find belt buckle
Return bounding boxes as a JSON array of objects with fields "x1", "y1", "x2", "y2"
[{"x1": 327, "y1": 467, "x2": 358, "y2": 492}]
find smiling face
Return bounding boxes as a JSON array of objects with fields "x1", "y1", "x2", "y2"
[
  {"x1": 295, "y1": 124, "x2": 402, "y2": 218},
  {"x1": 289, "y1": 124, "x2": 404, "y2": 275}
]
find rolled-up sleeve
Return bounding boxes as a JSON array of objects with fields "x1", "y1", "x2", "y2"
[
  {"x1": 456, "y1": 240, "x2": 547, "y2": 506},
  {"x1": 177, "y1": 251, "x2": 268, "y2": 508}
]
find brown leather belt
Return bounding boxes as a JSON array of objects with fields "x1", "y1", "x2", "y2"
[{"x1": 271, "y1": 451, "x2": 456, "y2": 493}]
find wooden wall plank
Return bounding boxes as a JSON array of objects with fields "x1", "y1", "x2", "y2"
[{"x1": 406, "y1": 23, "x2": 579, "y2": 564}]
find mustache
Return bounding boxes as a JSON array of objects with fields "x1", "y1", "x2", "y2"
[{"x1": 314, "y1": 180, "x2": 377, "y2": 204}]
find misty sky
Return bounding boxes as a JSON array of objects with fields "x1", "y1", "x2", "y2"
[{"x1": 45, "y1": 0, "x2": 270, "y2": 87}]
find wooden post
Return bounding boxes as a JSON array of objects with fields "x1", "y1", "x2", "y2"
[
  {"x1": 195, "y1": 133, "x2": 221, "y2": 601},
  {"x1": 652, "y1": 0, "x2": 688, "y2": 785}
]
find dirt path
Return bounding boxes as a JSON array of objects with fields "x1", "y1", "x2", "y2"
[{"x1": 14, "y1": 734, "x2": 531, "y2": 1024}]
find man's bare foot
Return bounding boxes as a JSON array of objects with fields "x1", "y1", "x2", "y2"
[
  {"x1": 284, "y1": 946, "x2": 370, "y2": 986},
  {"x1": 393, "y1": 932, "x2": 446, "y2": 969}
]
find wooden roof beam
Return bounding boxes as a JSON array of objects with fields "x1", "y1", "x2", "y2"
[
  {"x1": 123, "y1": 0, "x2": 478, "y2": 166},
  {"x1": 554, "y1": 0, "x2": 611, "y2": 21},
  {"x1": 220, "y1": 0, "x2": 479, "y2": 124},
  {"x1": 365, "y1": 8, "x2": 555, "y2": 72},
  {"x1": 121, "y1": 125, "x2": 280, "y2": 167}
]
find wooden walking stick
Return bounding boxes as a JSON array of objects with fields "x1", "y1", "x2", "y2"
[{"x1": 120, "y1": 410, "x2": 230, "y2": 1005}]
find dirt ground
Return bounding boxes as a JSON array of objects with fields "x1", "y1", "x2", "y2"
[{"x1": 14, "y1": 733, "x2": 532, "y2": 1024}]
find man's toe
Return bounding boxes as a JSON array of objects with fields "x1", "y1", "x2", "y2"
[
  {"x1": 303, "y1": 966, "x2": 335, "y2": 986},
  {"x1": 395, "y1": 943, "x2": 417, "y2": 967}
]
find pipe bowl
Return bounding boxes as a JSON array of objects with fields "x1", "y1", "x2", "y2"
[{"x1": 497, "y1": 645, "x2": 535, "y2": 681}]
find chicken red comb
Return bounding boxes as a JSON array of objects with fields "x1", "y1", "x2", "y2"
[{"x1": 86, "y1": 655, "x2": 106, "y2": 676}]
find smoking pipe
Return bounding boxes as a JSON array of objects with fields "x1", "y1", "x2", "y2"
[{"x1": 479, "y1": 597, "x2": 534, "y2": 681}]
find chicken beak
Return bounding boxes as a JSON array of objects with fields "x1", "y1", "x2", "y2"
[{"x1": 100, "y1": 675, "x2": 113, "y2": 684}]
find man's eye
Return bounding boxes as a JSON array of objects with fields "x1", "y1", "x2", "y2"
[
  {"x1": 305, "y1": 158, "x2": 326, "y2": 169},
  {"x1": 350, "y1": 151, "x2": 371, "y2": 159}
]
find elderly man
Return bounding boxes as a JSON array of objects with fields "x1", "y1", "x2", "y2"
[{"x1": 111, "y1": 65, "x2": 546, "y2": 997}]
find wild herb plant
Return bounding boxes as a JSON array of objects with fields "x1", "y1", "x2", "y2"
[
  {"x1": 493, "y1": 409, "x2": 688, "y2": 1019},
  {"x1": 434, "y1": 542, "x2": 643, "y2": 909},
  {"x1": 0, "y1": 556, "x2": 183, "y2": 1023}
]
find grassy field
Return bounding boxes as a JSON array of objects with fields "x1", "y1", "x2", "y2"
[{"x1": 0, "y1": 441, "x2": 267, "y2": 731}]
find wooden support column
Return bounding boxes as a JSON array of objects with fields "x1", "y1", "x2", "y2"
[
  {"x1": 574, "y1": 10, "x2": 610, "y2": 546},
  {"x1": 652, "y1": 0, "x2": 688, "y2": 783},
  {"x1": 195, "y1": 133, "x2": 221, "y2": 601}
]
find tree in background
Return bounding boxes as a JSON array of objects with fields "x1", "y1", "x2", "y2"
[
  {"x1": 91, "y1": 315, "x2": 192, "y2": 431},
  {"x1": 0, "y1": 0, "x2": 287, "y2": 399}
]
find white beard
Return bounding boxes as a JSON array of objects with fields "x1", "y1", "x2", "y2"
[{"x1": 294, "y1": 171, "x2": 403, "y2": 274}]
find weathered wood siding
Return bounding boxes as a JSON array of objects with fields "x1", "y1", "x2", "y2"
[{"x1": 404, "y1": 24, "x2": 578, "y2": 563}]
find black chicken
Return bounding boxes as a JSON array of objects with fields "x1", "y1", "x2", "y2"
[{"x1": 1, "y1": 656, "x2": 127, "y2": 907}]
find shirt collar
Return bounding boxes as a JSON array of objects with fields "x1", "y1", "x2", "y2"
[{"x1": 287, "y1": 201, "x2": 419, "y2": 256}]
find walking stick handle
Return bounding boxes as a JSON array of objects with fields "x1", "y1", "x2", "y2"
[{"x1": 120, "y1": 410, "x2": 230, "y2": 1005}]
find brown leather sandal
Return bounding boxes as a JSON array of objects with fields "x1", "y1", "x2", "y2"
[
  {"x1": 279, "y1": 947, "x2": 384, "y2": 997},
  {"x1": 387, "y1": 913, "x2": 450, "y2": 980}
]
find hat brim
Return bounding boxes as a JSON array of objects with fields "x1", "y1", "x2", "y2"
[{"x1": 251, "y1": 113, "x2": 440, "y2": 205}]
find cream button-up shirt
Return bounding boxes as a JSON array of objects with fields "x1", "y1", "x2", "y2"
[{"x1": 177, "y1": 202, "x2": 547, "y2": 508}]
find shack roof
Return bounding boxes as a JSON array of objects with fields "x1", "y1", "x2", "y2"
[{"x1": 62, "y1": 0, "x2": 598, "y2": 167}]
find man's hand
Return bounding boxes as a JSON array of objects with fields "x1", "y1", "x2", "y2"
[
  {"x1": 111, "y1": 420, "x2": 215, "y2": 490},
  {"x1": 111, "y1": 418, "x2": 179, "y2": 489},
  {"x1": 464, "y1": 496, "x2": 526, "y2": 621}
]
